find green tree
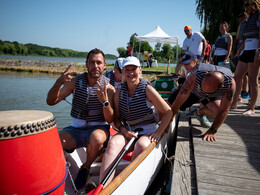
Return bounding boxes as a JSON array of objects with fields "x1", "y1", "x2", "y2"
[
  {"x1": 117, "y1": 47, "x2": 127, "y2": 57},
  {"x1": 3, "y1": 42, "x2": 16, "y2": 55},
  {"x1": 154, "y1": 43, "x2": 162, "y2": 52},
  {"x1": 195, "y1": 0, "x2": 244, "y2": 44},
  {"x1": 172, "y1": 45, "x2": 182, "y2": 61},
  {"x1": 161, "y1": 43, "x2": 173, "y2": 59}
]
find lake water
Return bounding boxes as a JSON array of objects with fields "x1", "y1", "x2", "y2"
[
  {"x1": 0, "y1": 71, "x2": 72, "y2": 130},
  {"x1": 0, "y1": 70, "x2": 171, "y2": 193},
  {"x1": 0, "y1": 55, "x2": 176, "y2": 67}
]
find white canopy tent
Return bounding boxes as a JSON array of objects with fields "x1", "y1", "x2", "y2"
[{"x1": 134, "y1": 26, "x2": 179, "y2": 62}]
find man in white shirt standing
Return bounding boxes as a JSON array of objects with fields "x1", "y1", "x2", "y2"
[{"x1": 175, "y1": 25, "x2": 207, "y2": 74}]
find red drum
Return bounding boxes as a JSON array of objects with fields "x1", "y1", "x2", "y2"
[{"x1": 0, "y1": 110, "x2": 66, "y2": 195}]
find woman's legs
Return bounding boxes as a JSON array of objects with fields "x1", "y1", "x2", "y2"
[
  {"x1": 131, "y1": 135, "x2": 151, "y2": 160},
  {"x1": 99, "y1": 133, "x2": 126, "y2": 186},
  {"x1": 231, "y1": 60, "x2": 248, "y2": 109},
  {"x1": 243, "y1": 59, "x2": 260, "y2": 115}
]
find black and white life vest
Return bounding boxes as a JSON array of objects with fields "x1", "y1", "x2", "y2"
[
  {"x1": 105, "y1": 69, "x2": 115, "y2": 87},
  {"x1": 119, "y1": 79, "x2": 157, "y2": 128},
  {"x1": 70, "y1": 73, "x2": 109, "y2": 122},
  {"x1": 192, "y1": 63, "x2": 233, "y2": 101},
  {"x1": 243, "y1": 12, "x2": 259, "y2": 39}
]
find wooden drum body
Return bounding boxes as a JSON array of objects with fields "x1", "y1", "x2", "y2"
[{"x1": 0, "y1": 110, "x2": 66, "y2": 195}]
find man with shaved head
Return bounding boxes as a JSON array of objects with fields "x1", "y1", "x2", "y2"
[{"x1": 170, "y1": 57, "x2": 235, "y2": 142}]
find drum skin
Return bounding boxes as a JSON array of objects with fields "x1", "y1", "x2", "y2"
[{"x1": 0, "y1": 110, "x2": 66, "y2": 195}]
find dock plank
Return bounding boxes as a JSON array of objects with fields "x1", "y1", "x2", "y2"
[
  {"x1": 171, "y1": 114, "x2": 196, "y2": 195},
  {"x1": 171, "y1": 87, "x2": 260, "y2": 194},
  {"x1": 191, "y1": 90, "x2": 260, "y2": 195}
]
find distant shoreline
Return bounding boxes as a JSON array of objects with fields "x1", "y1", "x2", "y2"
[{"x1": 0, "y1": 58, "x2": 164, "y2": 81}]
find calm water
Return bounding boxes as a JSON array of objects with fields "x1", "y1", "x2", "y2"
[
  {"x1": 0, "y1": 55, "x2": 175, "y2": 67},
  {"x1": 0, "y1": 71, "x2": 72, "y2": 130}
]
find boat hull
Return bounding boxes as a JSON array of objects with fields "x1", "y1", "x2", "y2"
[
  {"x1": 100, "y1": 119, "x2": 176, "y2": 194},
  {"x1": 65, "y1": 119, "x2": 176, "y2": 195}
]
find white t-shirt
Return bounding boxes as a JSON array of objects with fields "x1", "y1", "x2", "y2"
[{"x1": 182, "y1": 32, "x2": 205, "y2": 55}]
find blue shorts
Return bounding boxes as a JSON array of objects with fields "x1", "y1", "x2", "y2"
[{"x1": 62, "y1": 125, "x2": 110, "y2": 148}]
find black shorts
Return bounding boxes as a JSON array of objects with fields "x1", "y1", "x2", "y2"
[
  {"x1": 168, "y1": 87, "x2": 200, "y2": 111},
  {"x1": 213, "y1": 55, "x2": 226, "y2": 65},
  {"x1": 168, "y1": 87, "x2": 222, "y2": 111},
  {"x1": 239, "y1": 50, "x2": 256, "y2": 63}
]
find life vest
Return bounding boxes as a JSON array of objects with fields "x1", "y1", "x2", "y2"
[
  {"x1": 215, "y1": 33, "x2": 230, "y2": 50},
  {"x1": 243, "y1": 12, "x2": 259, "y2": 39},
  {"x1": 119, "y1": 79, "x2": 157, "y2": 128},
  {"x1": 71, "y1": 73, "x2": 109, "y2": 122},
  {"x1": 105, "y1": 69, "x2": 114, "y2": 87},
  {"x1": 192, "y1": 63, "x2": 233, "y2": 101}
]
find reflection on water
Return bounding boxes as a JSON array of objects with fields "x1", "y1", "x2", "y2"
[{"x1": 0, "y1": 71, "x2": 72, "y2": 130}]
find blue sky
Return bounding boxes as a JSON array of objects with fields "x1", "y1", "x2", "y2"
[{"x1": 0, "y1": 0, "x2": 203, "y2": 56}]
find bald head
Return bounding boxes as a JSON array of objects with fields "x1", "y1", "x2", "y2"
[{"x1": 201, "y1": 71, "x2": 224, "y2": 93}]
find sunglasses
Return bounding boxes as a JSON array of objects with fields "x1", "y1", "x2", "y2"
[{"x1": 184, "y1": 29, "x2": 190, "y2": 33}]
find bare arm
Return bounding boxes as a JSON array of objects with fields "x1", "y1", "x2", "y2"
[
  {"x1": 97, "y1": 81, "x2": 115, "y2": 124},
  {"x1": 114, "y1": 90, "x2": 137, "y2": 139},
  {"x1": 46, "y1": 64, "x2": 77, "y2": 105},
  {"x1": 232, "y1": 24, "x2": 241, "y2": 58},
  {"x1": 224, "y1": 34, "x2": 233, "y2": 64},
  {"x1": 171, "y1": 73, "x2": 196, "y2": 116},
  {"x1": 255, "y1": 14, "x2": 260, "y2": 61},
  {"x1": 201, "y1": 39, "x2": 207, "y2": 58},
  {"x1": 203, "y1": 79, "x2": 236, "y2": 141}
]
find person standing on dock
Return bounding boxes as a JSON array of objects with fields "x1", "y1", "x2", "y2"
[
  {"x1": 175, "y1": 25, "x2": 207, "y2": 75},
  {"x1": 46, "y1": 48, "x2": 115, "y2": 190},
  {"x1": 170, "y1": 60, "x2": 236, "y2": 142},
  {"x1": 231, "y1": 0, "x2": 260, "y2": 115}
]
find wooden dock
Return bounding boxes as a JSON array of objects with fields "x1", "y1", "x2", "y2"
[{"x1": 171, "y1": 92, "x2": 260, "y2": 195}]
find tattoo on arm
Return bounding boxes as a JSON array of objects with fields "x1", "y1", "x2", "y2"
[{"x1": 180, "y1": 79, "x2": 191, "y2": 95}]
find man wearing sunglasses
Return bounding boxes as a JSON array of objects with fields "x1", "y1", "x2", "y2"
[
  {"x1": 170, "y1": 53, "x2": 236, "y2": 142},
  {"x1": 175, "y1": 25, "x2": 207, "y2": 75}
]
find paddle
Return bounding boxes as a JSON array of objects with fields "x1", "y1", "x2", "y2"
[{"x1": 88, "y1": 128, "x2": 143, "y2": 195}]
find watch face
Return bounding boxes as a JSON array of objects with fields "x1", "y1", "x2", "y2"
[{"x1": 103, "y1": 101, "x2": 109, "y2": 107}]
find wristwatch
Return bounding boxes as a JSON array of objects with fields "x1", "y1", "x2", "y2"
[
  {"x1": 209, "y1": 127, "x2": 217, "y2": 134},
  {"x1": 256, "y1": 48, "x2": 260, "y2": 53},
  {"x1": 103, "y1": 101, "x2": 110, "y2": 107}
]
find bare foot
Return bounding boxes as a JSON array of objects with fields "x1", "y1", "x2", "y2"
[{"x1": 242, "y1": 109, "x2": 255, "y2": 116}]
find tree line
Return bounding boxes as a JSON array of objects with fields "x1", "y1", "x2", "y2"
[{"x1": 0, "y1": 40, "x2": 117, "y2": 60}]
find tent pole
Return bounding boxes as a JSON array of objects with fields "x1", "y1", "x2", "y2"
[
  {"x1": 176, "y1": 40, "x2": 178, "y2": 64},
  {"x1": 138, "y1": 41, "x2": 141, "y2": 59},
  {"x1": 132, "y1": 37, "x2": 135, "y2": 56}
]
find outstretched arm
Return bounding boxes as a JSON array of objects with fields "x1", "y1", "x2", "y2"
[
  {"x1": 171, "y1": 73, "x2": 196, "y2": 116},
  {"x1": 46, "y1": 64, "x2": 77, "y2": 105},
  {"x1": 202, "y1": 79, "x2": 236, "y2": 141}
]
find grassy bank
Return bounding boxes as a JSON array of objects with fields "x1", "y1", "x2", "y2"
[{"x1": 0, "y1": 63, "x2": 175, "y2": 81}]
